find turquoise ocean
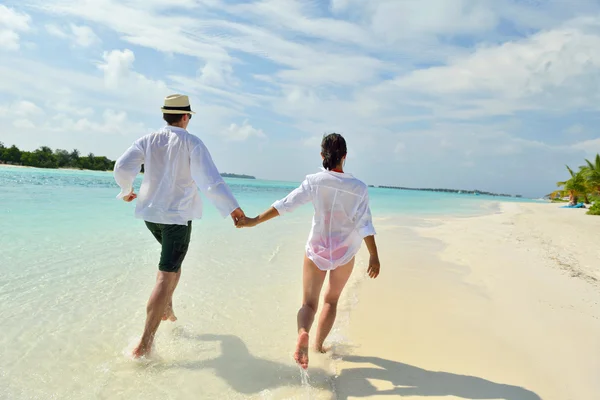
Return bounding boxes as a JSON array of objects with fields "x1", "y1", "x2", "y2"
[{"x1": 0, "y1": 166, "x2": 540, "y2": 399}]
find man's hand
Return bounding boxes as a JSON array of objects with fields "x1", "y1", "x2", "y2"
[
  {"x1": 236, "y1": 216, "x2": 258, "y2": 228},
  {"x1": 123, "y1": 191, "x2": 137, "y2": 202},
  {"x1": 367, "y1": 254, "x2": 380, "y2": 279},
  {"x1": 230, "y1": 208, "x2": 245, "y2": 226}
]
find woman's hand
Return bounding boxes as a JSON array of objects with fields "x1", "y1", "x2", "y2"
[{"x1": 367, "y1": 254, "x2": 380, "y2": 278}]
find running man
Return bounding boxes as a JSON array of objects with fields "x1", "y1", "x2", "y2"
[{"x1": 114, "y1": 94, "x2": 245, "y2": 358}]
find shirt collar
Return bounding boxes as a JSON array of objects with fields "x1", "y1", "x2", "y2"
[
  {"x1": 320, "y1": 167, "x2": 353, "y2": 178},
  {"x1": 164, "y1": 125, "x2": 188, "y2": 133}
]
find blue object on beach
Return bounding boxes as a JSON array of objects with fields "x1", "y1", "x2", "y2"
[{"x1": 560, "y1": 202, "x2": 585, "y2": 209}]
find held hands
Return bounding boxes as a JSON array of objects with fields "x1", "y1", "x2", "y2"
[
  {"x1": 367, "y1": 254, "x2": 380, "y2": 279},
  {"x1": 235, "y1": 215, "x2": 259, "y2": 228},
  {"x1": 230, "y1": 208, "x2": 246, "y2": 226}
]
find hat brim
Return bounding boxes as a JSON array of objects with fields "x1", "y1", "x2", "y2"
[{"x1": 161, "y1": 108, "x2": 196, "y2": 114}]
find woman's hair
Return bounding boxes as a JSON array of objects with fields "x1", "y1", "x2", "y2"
[{"x1": 321, "y1": 133, "x2": 347, "y2": 170}]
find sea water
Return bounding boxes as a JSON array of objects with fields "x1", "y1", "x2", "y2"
[{"x1": 0, "y1": 166, "x2": 539, "y2": 399}]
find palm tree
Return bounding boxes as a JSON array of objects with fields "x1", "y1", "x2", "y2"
[
  {"x1": 557, "y1": 165, "x2": 590, "y2": 204},
  {"x1": 581, "y1": 154, "x2": 600, "y2": 196}
]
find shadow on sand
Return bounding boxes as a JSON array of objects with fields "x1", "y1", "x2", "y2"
[
  {"x1": 153, "y1": 333, "x2": 332, "y2": 395},
  {"x1": 335, "y1": 355, "x2": 542, "y2": 400}
]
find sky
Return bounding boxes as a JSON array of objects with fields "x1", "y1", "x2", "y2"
[{"x1": 1, "y1": 0, "x2": 599, "y2": 198}]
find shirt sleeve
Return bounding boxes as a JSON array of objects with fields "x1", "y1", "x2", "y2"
[
  {"x1": 271, "y1": 178, "x2": 312, "y2": 216},
  {"x1": 355, "y1": 191, "x2": 376, "y2": 238},
  {"x1": 190, "y1": 141, "x2": 240, "y2": 218},
  {"x1": 113, "y1": 140, "x2": 144, "y2": 199}
]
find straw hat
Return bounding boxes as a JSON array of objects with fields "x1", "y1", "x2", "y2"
[{"x1": 160, "y1": 94, "x2": 196, "y2": 114}]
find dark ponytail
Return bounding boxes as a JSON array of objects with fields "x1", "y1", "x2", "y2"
[{"x1": 321, "y1": 133, "x2": 347, "y2": 170}]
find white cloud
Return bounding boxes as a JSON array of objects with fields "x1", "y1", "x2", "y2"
[
  {"x1": 32, "y1": 0, "x2": 231, "y2": 61},
  {"x1": 229, "y1": 0, "x2": 374, "y2": 48},
  {"x1": 99, "y1": 49, "x2": 136, "y2": 88},
  {"x1": 45, "y1": 23, "x2": 100, "y2": 47},
  {"x1": 71, "y1": 24, "x2": 100, "y2": 47},
  {"x1": 223, "y1": 120, "x2": 266, "y2": 141},
  {"x1": 572, "y1": 138, "x2": 600, "y2": 157},
  {"x1": 330, "y1": 0, "x2": 351, "y2": 13},
  {"x1": 45, "y1": 24, "x2": 68, "y2": 38},
  {"x1": 368, "y1": 0, "x2": 497, "y2": 40},
  {"x1": 566, "y1": 124, "x2": 585, "y2": 135},
  {"x1": 52, "y1": 100, "x2": 95, "y2": 116},
  {"x1": 51, "y1": 108, "x2": 143, "y2": 134},
  {"x1": 97, "y1": 49, "x2": 171, "y2": 111},
  {"x1": 14, "y1": 101, "x2": 44, "y2": 117},
  {"x1": 13, "y1": 119, "x2": 36, "y2": 129},
  {"x1": 394, "y1": 142, "x2": 406, "y2": 153},
  {"x1": 199, "y1": 59, "x2": 235, "y2": 87},
  {"x1": 0, "y1": 5, "x2": 31, "y2": 51},
  {"x1": 0, "y1": 100, "x2": 44, "y2": 117},
  {"x1": 396, "y1": 28, "x2": 600, "y2": 99},
  {"x1": 367, "y1": 20, "x2": 600, "y2": 120}
]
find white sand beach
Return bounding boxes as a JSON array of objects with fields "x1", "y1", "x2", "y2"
[{"x1": 333, "y1": 203, "x2": 600, "y2": 400}]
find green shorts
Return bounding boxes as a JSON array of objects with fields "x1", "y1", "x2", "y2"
[{"x1": 144, "y1": 221, "x2": 192, "y2": 273}]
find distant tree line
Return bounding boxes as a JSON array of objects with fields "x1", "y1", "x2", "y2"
[
  {"x1": 221, "y1": 173, "x2": 256, "y2": 179},
  {"x1": 377, "y1": 185, "x2": 519, "y2": 198},
  {"x1": 0, "y1": 142, "x2": 115, "y2": 171}
]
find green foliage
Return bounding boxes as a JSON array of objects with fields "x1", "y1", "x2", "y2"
[
  {"x1": 581, "y1": 154, "x2": 600, "y2": 196},
  {"x1": 556, "y1": 165, "x2": 589, "y2": 203},
  {"x1": 0, "y1": 143, "x2": 115, "y2": 171},
  {"x1": 587, "y1": 202, "x2": 600, "y2": 216},
  {"x1": 554, "y1": 154, "x2": 600, "y2": 215},
  {"x1": 2, "y1": 145, "x2": 22, "y2": 163}
]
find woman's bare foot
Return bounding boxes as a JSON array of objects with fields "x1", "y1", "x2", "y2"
[
  {"x1": 132, "y1": 340, "x2": 151, "y2": 359},
  {"x1": 315, "y1": 343, "x2": 329, "y2": 354},
  {"x1": 162, "y1": 305, "x2": 177, "y2": 322},
  {"x1": 294, "y1": 332, "x2": 310, "y2": 369}
]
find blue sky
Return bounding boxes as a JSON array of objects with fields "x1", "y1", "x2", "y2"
[{"x1": 1, "y1": 0, "x2": 599, "y2": 198}]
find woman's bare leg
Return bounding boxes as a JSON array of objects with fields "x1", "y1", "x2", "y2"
[
  {"x1": 314, "y1": 257, "x2": 355, "y2": 352},
  {"x1": 294, "y1": 255, "x2": 327, "y2": 369}
]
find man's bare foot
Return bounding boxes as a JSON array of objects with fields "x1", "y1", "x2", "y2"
[
  {"x1": 294, "y1": 332, "x2": 310, "y2": 369},
  {"x1": 162, "y1": 306, "x2": 177, "y2": 322},
  {"x1": 132, "y1": 341, "x2": 151, "y2": 359}
]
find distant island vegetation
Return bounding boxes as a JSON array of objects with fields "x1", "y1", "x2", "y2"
[
  {"x1": 221, "y1": 173, "x2": 256, "y2": 179},
  {"x1": 376, "y1": 185, "x2": 521, "y2": 198},
  {"x1": 0, "y1": 142, "x2": 114, "y2": 171}
]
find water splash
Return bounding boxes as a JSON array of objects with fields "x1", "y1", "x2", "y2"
[
  {"x1": 268, "y1": 245, "x2": 281, "y2": 263},
  {"x1": 300, "y1": 368, "x2": 311, "y2": 398}
]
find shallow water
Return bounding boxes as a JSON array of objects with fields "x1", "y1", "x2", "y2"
[{"x1": 0, "y1": 166, "x2": 540, "y2": 399}]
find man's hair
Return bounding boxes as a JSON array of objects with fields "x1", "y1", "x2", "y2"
[{"x1": 163, "y1": 113, "x2": 185, "y2": 125}]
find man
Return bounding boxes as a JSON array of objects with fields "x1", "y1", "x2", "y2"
[{"x1": 113, "y1": 94, "x2": 245, "y2": 358}]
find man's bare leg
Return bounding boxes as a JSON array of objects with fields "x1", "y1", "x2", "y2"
[
  {"x1": 133, "y1": 271, "x2": 179, "y2": 358},
  {"x1": 314, "y1": 258, "x2": 355, "y2": 353},
  {"x1": 294, "y1": 256, "x2": 327, "y2": 369},
  {"x1": 163, "y1": 269, "x2": 181, "y2": 322}
]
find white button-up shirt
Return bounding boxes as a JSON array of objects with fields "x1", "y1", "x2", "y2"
[
  {"x1": 272, "y1": 169, "x2": 376, "y2": 271},
  {"x1": 113, "y1": 126, "x2": 239, "y2": 225}
]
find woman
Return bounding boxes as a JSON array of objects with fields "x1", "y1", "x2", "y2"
[{"x1": 237, "y1": 133, "x2": 381, "y2": 369}]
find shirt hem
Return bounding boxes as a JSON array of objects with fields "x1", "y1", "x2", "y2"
[{"x1": 305, "y1": 247, "x2": 359, "y2": 271}]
